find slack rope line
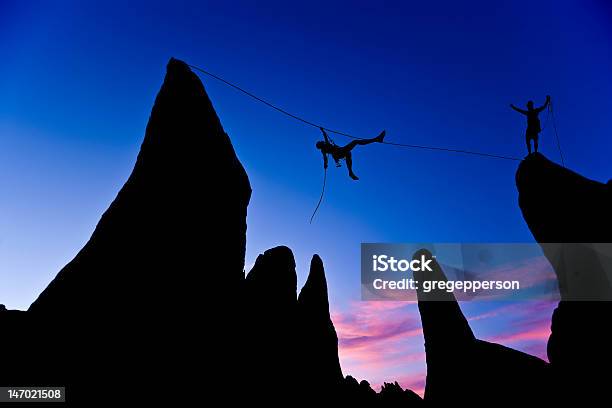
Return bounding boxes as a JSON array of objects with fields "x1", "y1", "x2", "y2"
[
  {"x1": 310, "y1": 167, "x2": 327, "y2": 224},
  {"x1": 188, "y1": 63, "x2": 521, "y2": 162},
  {"x1": 548, "y1": 101, "x2": 566, "y2": 167}
]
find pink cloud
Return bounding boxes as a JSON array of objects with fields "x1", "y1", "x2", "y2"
[
  {"x1": 332, "y1": 302, "x2": 423, "y2": 352},
  {"x1": 477, "y1": 301, "x2": 555, "y2": 361},
  {"x1": 332, "y1": 301, "x2": 426, "y2": 395},
  {"x1": 482, "y1": 255, "x2": 558, "y2": 293},
  {"x1": 391, "y1": 374, "x2": 426, "y2": 397},
  {"x1": 468, "y1": 308, "x2": 503, "y2": 322},
  {"x1": 332, "y1": 299, "x2": 557, "y2": 397}
]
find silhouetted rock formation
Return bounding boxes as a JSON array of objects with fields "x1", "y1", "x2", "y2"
[
  {"x1": 0, "y1": 59, "x2": 421, "y2": 405},
  {"x1": 297, "y1": 254, "x2": 343, "y2": 390},
  {"x1": 1, "y1": 58, "x2": 251, "y2": 404},
  {"x1": 413, "y1": 249, "x2": 550, "y2": 404},
  {"x1": 517, "y1": 154, "x2": 612, "y2": 299},
  {"x1": 379, "y1": 381, "x2": 422, "y2": 405},
  {"x1": 342, "y1": 376, "x2": 378, "y2": 405},
  {"x1": 517, "y1": 153, "x2": 612, "y2": 242},
  {"x1": 517, "y1": 152, "x2": 612, "y2": 403},
  {"x1": 0, "y1": 305, "x2": 26, "y2": 324},
  {"x1": 244, "y1": 246, "x2": 300, "y2": 401},
  {"x1": 243, "y1": 247, "x2": 421, "y2": 405},
  {"x1": 414, "y1": 153, "x2": 612, "y2": 404}
]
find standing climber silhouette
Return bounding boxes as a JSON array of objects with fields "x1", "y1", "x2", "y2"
[
  {"x1": 510, "y1": 95, "x2": 551, "y2": 155},
  {"x1": 316, "y1": 127, "x2": 385, "y2": 180}
]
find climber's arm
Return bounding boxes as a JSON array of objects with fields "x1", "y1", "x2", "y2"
[
  {"x1": 320, "y1": 127, "x2": 331, "y2": 144},
  {"x1": 510, "y1": 104, "x2": 528, "y2": 115},
  {"x1": 322, "y1": 151, "x2": 328, "y2": 169},
  {"x1": 536, "y1": 96, "x2": 551, "y2": 113}
]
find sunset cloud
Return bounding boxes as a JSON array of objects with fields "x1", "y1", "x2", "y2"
[
  {"x1": 332, "y1": 299, "x2": 557, "y2": 396},
  {"x1": 332, "y1": 301, "x2": 426, "y2": 393}
]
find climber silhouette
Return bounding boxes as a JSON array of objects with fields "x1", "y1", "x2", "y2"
[
  {"x1": 510, "y1": 95, "x2": 551, "y2": 155},
  {"x1": 316, "y1": 128, "x2": 385, "y2": 180}
]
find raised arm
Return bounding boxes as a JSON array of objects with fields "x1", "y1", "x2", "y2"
[
  {"x1": 510, "y1": 104, "x2": 528, "y2": 115},
  {"x1": 320, "y1": 127, "x2": 331, "y2": 144},
  {"x1": 536, "y1": 95, "x2": 551, "y2": 113}
]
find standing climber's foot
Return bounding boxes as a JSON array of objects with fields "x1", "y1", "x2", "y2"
[
  {"x1": 349, "y1": 172, "x2": 359, "y2": 180},
  {"x1": 375, "y1": 130, "x2": 386, "y2": 143}
]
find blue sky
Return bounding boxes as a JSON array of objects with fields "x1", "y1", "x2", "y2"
[{"x1": 1, "y1": 0, "x2": 611, "y2": 391}]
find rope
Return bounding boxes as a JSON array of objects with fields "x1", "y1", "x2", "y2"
[
  {"x1": 541, "y1": 104, "x2": 550, "y2": 131},
  {"x1": 188, "y1": 63, "x2": 520, "y2": 162},
  {"x1": 548, "y1": 100, "x2": 566, "y2": 167},
  {"x1": 310, "y1": 167, "x2": 327, "y2": 224}
]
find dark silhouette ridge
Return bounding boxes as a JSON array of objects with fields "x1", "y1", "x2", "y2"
[
  {"x1": 379, "y1": 381, "x2": 422, "y2": 405},
  {"x1": 1, "y1": 58, "x2": 251, "y2": 403},
  {"x1": 413, "y1": 249, "x2": 551, "y2": 404},
  {"x1": 243, "y1": 247, "x2": 420, "y2": 405},
  {"x1": 517, "y1": 153, "x2": 612, "y2": 242},
  {"x1": 297, "y1": 254, "x2": 343, "y2": 388},
  {"x1": 244, "y1": 246, "x2": 300, "y2": 401},
  {"x1": 0, "y1": 59, "x2": 420, "y2": 405},
  {"x1": 517, "y1": 152, "x2": 612, "y2": 403},
  {"x1": 413, "y1": 153, "x2": 612, "y2": 404},
  {"x1": 29, "y1": 58, "x2": 251, "y2": 315}
]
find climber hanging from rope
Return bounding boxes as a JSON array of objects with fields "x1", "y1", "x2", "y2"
[
  {"x1": 316, "y1": 127, "x2": 386, "y2": 180},
  {"x1": 510, "y1": 95, "x2": 551, "y2": 155}
]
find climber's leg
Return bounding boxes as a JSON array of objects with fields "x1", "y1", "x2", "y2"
[
  {"x1": 346, "y1": 152, "x2": 359, "y2": 180},
  {"x1": 526, "y1": 133, "x2": 532, "y2": 155},
  {"x1": 342, "y1": 130, "x2": 386, "y2": 152}
]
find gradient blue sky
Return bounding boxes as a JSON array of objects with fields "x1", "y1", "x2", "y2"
[{"x1": 1, "y1": 0, "x2": 611, "y2": 391}]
